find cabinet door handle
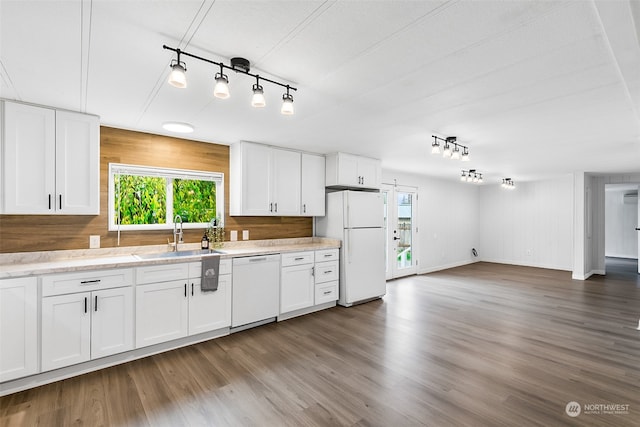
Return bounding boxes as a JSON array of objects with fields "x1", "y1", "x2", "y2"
[
  {"x1": 303, "y1": 204, "x2": 306, "y2": 213},
  {"x1": 48, "y1": 194, "x2": 52, "y2": 210},
  {"x1": 59, "y1": 194, "x2": 62, "y2": 210},
  {"x1": 311, "y1": 266, "x2": 315, "y2": 277},
  {"x1": 95, "y1": 295, "x2": 98, "y2": 312},
  {"x1": 274, "y1": 202, "x2": 278, "y2": 212},
  {"x1": 184, "y1": 283, "x2": 187, "y2": 298},
  {"x1": 84, "y1": 297, "x2": 88, "y2": 313},
  {"x1": 269, "y1": 202, "x2": 273, "y2": 212},
  {"x1": 191, "y1": 283, "x2": 194, "y2": 296},
  {"x1": 80, "y1": 279, "x2": 101, "y2": 285}
]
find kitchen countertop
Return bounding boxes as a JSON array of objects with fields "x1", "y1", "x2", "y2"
[{"x1": 0, "y1": 237, "x2": 341, "y2": 279}]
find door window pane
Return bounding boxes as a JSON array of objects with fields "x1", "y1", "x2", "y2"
[{"x1": 397, "y1": 192, "x2": 412, "y2": 269}]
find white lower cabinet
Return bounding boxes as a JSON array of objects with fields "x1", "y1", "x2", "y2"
[
  {"x1": 41, "y1": 286, "x2": 134, "y2": 372},
  {"x1": 0, "y1": 277, "x2": 38, "y2": 382},
  {"x1": 280, "y1": 252, "x2": 315, "y2": 314},
  {"x1": 188, "y1": 274, "x2": 232, "y2": 335},
  {"x1": 279, "y1": 249, "x2": 339, "y2": 319},
  {"x1": 135, "y1": 280, "x2": 189, "y2": 348},
  {"x1": 135, "y1": 259, "x2": 232, "y2": 348}
]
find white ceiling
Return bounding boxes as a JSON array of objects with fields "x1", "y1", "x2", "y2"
[{"x1": 2, "y1": 0, "x2": 639, "y2": 184}]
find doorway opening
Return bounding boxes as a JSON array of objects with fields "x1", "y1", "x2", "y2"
[
  {"x1": 382, "y1": 184, "x2": 418, "y2": 280},
  {"x1": 604, "y1": 183, "x2": 639, "y2": 275}
]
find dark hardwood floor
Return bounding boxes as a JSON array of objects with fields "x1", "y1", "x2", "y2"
[{"x1": 1, "y1": 262, "x2": 639, "y2": 426}]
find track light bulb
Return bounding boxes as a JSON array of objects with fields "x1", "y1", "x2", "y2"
[
  {"x1": 461, "y1": 148, "x2": 470, "y2": 162},
  {"x1": 281, "y1": 92, "x2": 294, "y2": 115},
  {"x1": 213, "y1": 72, "x2": 230, "y2": 99},
  {"x1": 460, "y1": 172, "x2": 467, "y2": 182},
  {"x1": 168, "y1": 62, "x2": 187, "y2": 88},
  {"x1": 451, "y1": 146, "x2": 461, "y2": 160},
  {"x1": 252, "y1": 84, "x2": 266, "y2": 108},
  {"x1": 442, "y1": 144, "x2": 452, "y2": 158}
]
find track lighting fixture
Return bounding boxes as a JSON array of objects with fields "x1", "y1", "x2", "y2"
[
  {"x1": 164, "y1": 44, "x2": 297, "y2": 114},
  {"x1": 431, "y1": 136, "x2": 470, "y2": 161},
  {"x1": 251, "y1": 76, "x2": 266, "y2": 108},
  {"x1": 213, "y1": 64, "x2": 230, "y2": 99},
  {"x1": 461, "y1": 169, "x2": 483, "y2": 184},
  {"x1": 168, "y1": 50, "x2": 187, "y2": 88},
  {"x1": 281, "y1": 86, "x2": 294, "y2": 115},
  {"x1": 501, "y1": 178, "x2": 516, "y2": 189}
]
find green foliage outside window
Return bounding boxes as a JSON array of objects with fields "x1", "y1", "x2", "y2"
[
  {"x1": 173, "y1": 179, "x2": 217, "y2": 223},
  {"x1": 115, "y1": 175, "x2": 166, "y2": 225},
  {"x1": 114, "y1": 175, "x2": 217, "y2": 226}
]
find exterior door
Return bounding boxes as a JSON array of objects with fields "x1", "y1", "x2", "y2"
[{"x1": 383, "y1": 184, "x2": 418, "y2": 279}]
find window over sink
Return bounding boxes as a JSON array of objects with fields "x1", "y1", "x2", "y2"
[{"x1": 108, "y1": 163, "x2": 224, "y2": 231}]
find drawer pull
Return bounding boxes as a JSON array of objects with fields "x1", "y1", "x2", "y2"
[
  {"x1": 323, "y1": 290, "x2": 332, "y2": 295},
  {"x1": 324, "y1": 254, "x2": 332, "y2": 258},
  {"x1": 294, "y1": 257, "x2": 305, "y2": 261},
  {"x1": 80, "y1": 279, "x2": 101, "y2": 285},
  {"x1": 324, "y1": 270, "x2": 333, "y2": 274}
]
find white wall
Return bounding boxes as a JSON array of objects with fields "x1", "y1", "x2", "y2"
[
  {"x1": 479, "y1": 175, "x2": 574, "y2": 271},
  {"x1": 382, "y1": 170, "x2": 480, "y2": 273},
  {"x1": 605, "y1": 188, "x2": 639, "y2": 259}
]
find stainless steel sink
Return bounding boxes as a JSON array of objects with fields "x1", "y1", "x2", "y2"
[{"x1": 134, "y1": 249, "x2": 224, "y2": 260}]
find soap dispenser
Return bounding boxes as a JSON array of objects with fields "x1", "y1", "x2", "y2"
[{"x1": 201, "y1": 231, "x2": 209, "y2": 250}]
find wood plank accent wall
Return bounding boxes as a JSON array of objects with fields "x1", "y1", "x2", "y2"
[{"x1": 0, "y1": 127, "x2": 312, "y2": 253}]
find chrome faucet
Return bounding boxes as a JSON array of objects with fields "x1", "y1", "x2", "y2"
[{"x1": 173, "y1": 214, "x2": 183, "y2": 251}]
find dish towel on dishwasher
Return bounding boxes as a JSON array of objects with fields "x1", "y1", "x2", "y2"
[{"x1": 201, "y1": 255, "x2": 220, "y2": 292}]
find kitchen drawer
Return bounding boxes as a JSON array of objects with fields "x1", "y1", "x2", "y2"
[
  {"x1": 315, "y1": 281, "x2": 338, "y2": 305},
  {"x1": 315, "y1": 248, "x2": 338, "y2": 262},
  {"x1": 42, "y1": 268, "x2": 133, "y2": 296},
  {"x1": 315, "y1": 261, "x2": 338, "y2": 284},
  {"x1": 188, "y1": 258, "x2": 231, "y2": 278},
  {"x1": 136, "y1": 263, "x2": 189, "y2": 285},
  {"x1": 281, "y1": 251, "x2": 314, "y2": 267}
]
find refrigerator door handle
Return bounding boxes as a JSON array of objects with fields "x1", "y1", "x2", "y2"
[{"x1": 347, "y1": 229, "x2": 352, "y2": 264}]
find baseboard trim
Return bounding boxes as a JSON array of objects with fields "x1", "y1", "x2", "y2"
[{"x1": 418, "y1": 259, "x2": 477, "y2": 274}]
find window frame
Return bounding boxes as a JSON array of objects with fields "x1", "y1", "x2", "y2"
[{"x1": 108, "y1": 163, "x2": 224, "y2": 231}]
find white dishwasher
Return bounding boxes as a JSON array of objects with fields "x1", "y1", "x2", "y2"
[{"x1": 232, "y1": 254, "x2": 280, "y2": 328}]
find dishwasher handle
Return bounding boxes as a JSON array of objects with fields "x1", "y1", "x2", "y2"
[{"x1": 233, "y1": 254, "x2": 280, "y2": 265}]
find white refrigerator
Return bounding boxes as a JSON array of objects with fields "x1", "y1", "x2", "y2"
[{"x1": 315, "y1": 190, "x2": 386, "y2": 306}]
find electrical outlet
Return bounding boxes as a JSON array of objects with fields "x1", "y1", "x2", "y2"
[
  {"x1": 242, "y1": 230, "x2": 249, "y2": 240},
  {"x1": 89, "y1": 235, "x2": 100, "y2": 249}
]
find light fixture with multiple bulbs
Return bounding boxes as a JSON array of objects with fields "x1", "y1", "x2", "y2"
[
  {"x1": 164, "y1": 45, "x2": 297, "y2": 114},
  {"x1": 432, "y1": 136, "x2": 470, "y2": 161},
  {"x1": 461, "y1": 169, "x2": 483, "y2": 183},
  {"x1": 501, "y1": 178, "x2": 516, "y2": 189}
]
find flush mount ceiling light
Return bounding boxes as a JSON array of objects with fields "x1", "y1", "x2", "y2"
[
  {"x1": 501, "y1": 178, "x2": 516, "y2": 189},
  {"x1": 162, "y1": 121, "x2": 194, "y2": 133},
  {"x1": 164, "y1": 45, "x2": 297, "y2": 114},
  {"x1": 461, "y1": 169, "x2": 483, "y2": 184},
  {"x1": 431, "y1": 136, "x2": 470, "y2": 161}
]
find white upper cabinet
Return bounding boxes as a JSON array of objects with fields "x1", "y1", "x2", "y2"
[
  {"x1": 1, "y1": 101, "x2": 99, "y2": 215},
  {"x1": 325, "y1": 152, "x2": 381, "y2": 190},
  {"x1": 230, "y1": 141, "x2": 301, "y2": 216},
  {"x1": 301, "y1": 153, "x2": 326, "y2": 216}
]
